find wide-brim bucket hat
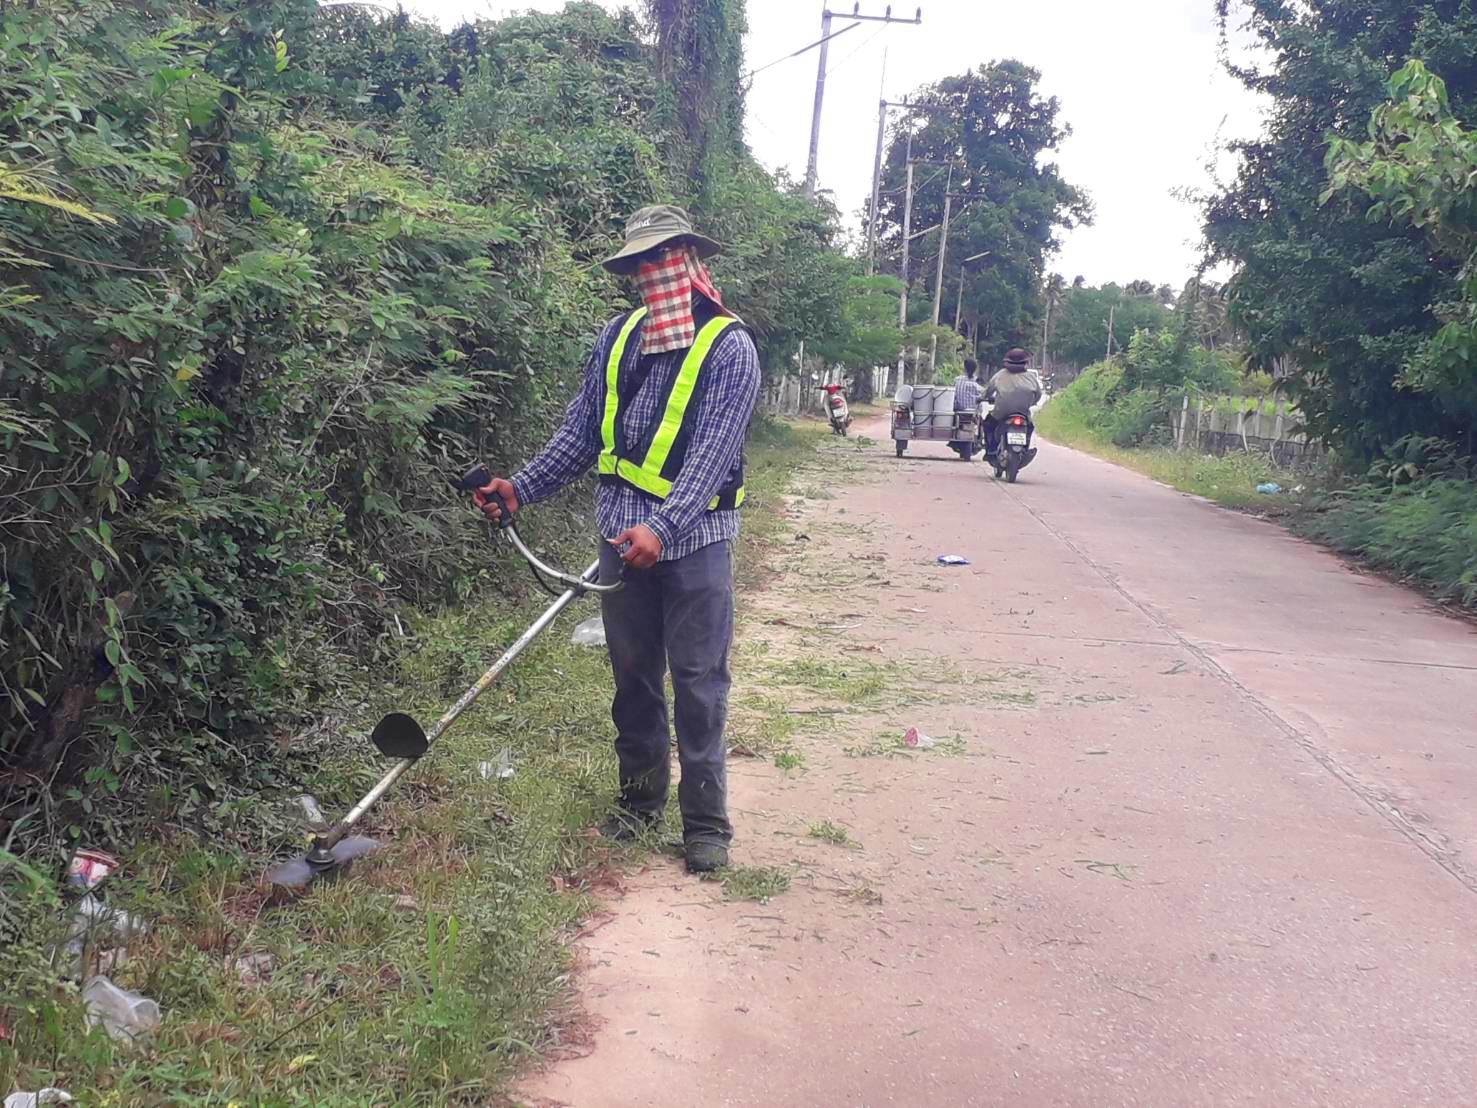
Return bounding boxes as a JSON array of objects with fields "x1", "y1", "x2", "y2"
[
  {"x1": 601, "y1": 204, "x2": 723, "y2": 275},
  {"x1": 1004, "y1": 348, "x2": 1031, "y2": 367}
]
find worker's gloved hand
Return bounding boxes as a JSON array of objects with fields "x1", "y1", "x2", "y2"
[
  {"x1": 610, "y1": 523, "x2": 662, "y2": 570},
  {"x1": 474, "y1": 477, "x2": 519, "y2": 523}
]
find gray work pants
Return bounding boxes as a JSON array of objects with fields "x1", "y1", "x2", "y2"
[{"x1": 598, "y1": 540, "x2": 734, "y2": 845}]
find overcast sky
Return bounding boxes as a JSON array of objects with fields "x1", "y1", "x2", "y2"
[{"x1": 393, "y1": 0, "x2": 1267, "y2": 288}]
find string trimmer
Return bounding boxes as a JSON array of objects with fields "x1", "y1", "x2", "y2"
[{"x1": 264, "y1": 465, "x2": 622, "y2": 892}]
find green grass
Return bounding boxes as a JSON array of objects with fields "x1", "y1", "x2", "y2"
[
  {"x1": 1294, "y1": 478, "x2": 1477, "y2": 609},
  {"x1": 0, "y1": 415, "x2": 823, "y2": 1105}
]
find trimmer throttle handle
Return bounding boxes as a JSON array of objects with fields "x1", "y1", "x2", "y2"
[{"x1": 455, "y1": 463, "x2": 514, "y2": 529}]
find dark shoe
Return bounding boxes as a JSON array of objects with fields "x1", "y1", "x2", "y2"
[
  {"x1": 684, "y1": 840, "x2": 729, "y2": 874},
  {"x1": 599, "y1": 810, "x2": 658, "y2": 843}
]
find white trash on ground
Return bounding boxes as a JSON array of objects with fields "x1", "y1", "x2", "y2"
[
  {"x1": 478, "y1": 749, "x2": 516, "y2": 781},
  {"x1": 903, "y1": 727, "x2": 937, "y2": 750},
  {"x1": 936, "y1": 555, "x2": 970, "y2": 566},
  {"x1": 5, "y1": 1090, "x2": 74, "y2": 1108},
  {"x1": 82, "y1": 975, "x2": 161, "y2": 1042},
  {"x1": 570, "y1": 616, "x2": 606, "y2": 647},
  {"x1": 293, "y1": 794, "x2": 327, "y2": 828}
]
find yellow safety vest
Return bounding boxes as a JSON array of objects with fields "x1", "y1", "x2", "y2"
[{"x1": 596, "y1": 307, "x2": 747, "y2": 511}]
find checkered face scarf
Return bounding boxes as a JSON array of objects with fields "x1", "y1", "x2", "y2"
[{"x1": 633, "y1": 246, "x2": 727, "y2": 355}]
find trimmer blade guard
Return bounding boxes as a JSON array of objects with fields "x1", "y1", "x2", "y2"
[{"x1": 371, "y1": 712, "x2": 429, "y2": 759}]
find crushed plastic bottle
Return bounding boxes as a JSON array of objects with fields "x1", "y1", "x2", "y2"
[
  {"x1": 1255, "y1": 482, "x2": 1283, "y2": 495},
  {"x1": 570, "y1": 616, "x2": 606, "y2": 647},
  {"x1": 5, "y1": 1090, "x2": 74, "y2": 1108},
  {"x1": 903, "y1": 727, "x2": 937, "y2": 750},
  {"x1": 82, "y1": 975, "x2": 161, "y2": 1042},
  {"x1": 478, "y1": 749, "x2": 516, "y2": 781},
  {"x1": 292, "y1": 794, "x2": 327, "y2": 829},
  {"x1": 54, "y1": 893, "x2": 150, "y2": 979}
]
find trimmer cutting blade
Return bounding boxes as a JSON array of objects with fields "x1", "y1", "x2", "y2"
[{"x1": 263, "y1": 834, "x2": 382, "y2": 893}]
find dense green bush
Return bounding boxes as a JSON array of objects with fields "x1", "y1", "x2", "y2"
[{"x1": 1043, "y1": 328, "x2": 1247, "y2": 448}]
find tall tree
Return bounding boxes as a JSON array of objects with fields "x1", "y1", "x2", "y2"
[
  {"x1": 644, "y1": 0, "x2": 748, "y2": 206},
  {"x1": 874, "y1": 60, "x2": 1091, "y2": 365},
  {"x1": 1326, "y1": 60, "x2": 1477, "y2": 443},
  {"x1": 1204, "y1": 0, "x2": 1477, "y2": 457}
]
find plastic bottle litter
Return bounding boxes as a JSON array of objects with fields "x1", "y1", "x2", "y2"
[
  {"x1": 936, "y1": 555, "x2": 971, "y2": 566},
  {"x1": 569, "y1": 616, "x2": 606, "y2": 647},
  {"x1": 1255, "y1": 482, "x2": 1282, "y2": 495},
  {"x1": 293, "y1": 794, "x2": 327, "y2": 828},
  {"x1": 478, "y1": 749, "x2": 516, "y2": 781},
  {"x1": 82, "y1": 975, "x2": 161, "y2": 1042},
  {"x1": 903, "y1": 727, "x2": 936, "y2": 750},
  {"x1": 5, "y1": 1089, "x2": 74, "y2": 1108}
]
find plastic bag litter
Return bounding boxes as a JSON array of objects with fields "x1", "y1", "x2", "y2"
[
  {"x1": 5, "y1": 1090, "x2": 74, "y2": 1108},
  {"x1": 1255, "y1": 482, "x2": 1282, "y2": 495},
  {"x1": 903, "y1": 727, "x2": 936, "y2": 750},
  {"x1": 570, "y1": 616, "x2": 606, "y2": 647},
  {"x1": 82, "y1": 975, "x2": 160, "y2": 1042},
  {"x1": 936, "y1": 555, "x2": 970, "y2": 566}
]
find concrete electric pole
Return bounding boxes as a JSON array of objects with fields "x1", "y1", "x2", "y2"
[{"x1": 805, "y1": 4, "x2": 922, "y2": 200}]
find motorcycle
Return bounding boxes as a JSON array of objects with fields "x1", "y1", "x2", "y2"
[
  {"x1": 989, "y1": 413, "x2": 1037, "y2": 482},
  {"x1": 816, "y1": 382, "x2": 851, "y2": 436}
]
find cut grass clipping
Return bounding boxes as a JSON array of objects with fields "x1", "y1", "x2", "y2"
[
  {"x1": 717, "y1": 865, "x2": 792, "y2": 902},
  {"x1": 807, "y1": 820, "x2": 853, "y2": 846}
]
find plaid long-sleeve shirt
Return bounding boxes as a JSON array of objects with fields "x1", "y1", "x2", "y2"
[
  {"x1": 952, "y1": 374, "x2": 983, "y2": 411},
  {"x1": 510, "y1": 306, "x2": 760, "y2": 561}
]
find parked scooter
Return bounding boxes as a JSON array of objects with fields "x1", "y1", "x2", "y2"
[
  {"x1": 989, "y1": 413, "x2": 1037, "y2": 482},
  {"x1": 816, "y1": 382, "x2": 851, "y2": 436}
]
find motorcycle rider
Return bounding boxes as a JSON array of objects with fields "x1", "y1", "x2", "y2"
[
  {"x1": 953, "y1": 358, "x2": 983, "y2": 412},
  {"x1": 983, "y1": 347, "x2": 1043, "y2": 456}
]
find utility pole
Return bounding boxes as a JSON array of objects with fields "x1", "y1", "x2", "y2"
[
  {"x1": 866, "y1": 99, "x2": 888, "y2": 275},
  {"x1": 927, "y1": 184, "x2": 988, "y2": 374},
  {"x1": 894, "y1": 134, "x2": 915, "y2": 390},
  {"x1": 927, "y1": 166, "x2": 953, "y2": 376},
  {"x1": 1105, "y1": 304, "x2": 1116, "y2": 361},
  {"x1": 805, "y1": 4, "x2": 923, "y2": 199}
]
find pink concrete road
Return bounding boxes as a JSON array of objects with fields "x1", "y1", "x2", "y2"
[{"x1": 523, "y1": 423, "x2": 1477, "y2": 1107}]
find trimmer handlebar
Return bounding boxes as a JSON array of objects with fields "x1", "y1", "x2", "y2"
[
  {"x1": 455, "y1": 461, "x2": 622, "y2": 595},
  {"x1": 454, "y1": 463, "x2": 514, "y2": 529}
]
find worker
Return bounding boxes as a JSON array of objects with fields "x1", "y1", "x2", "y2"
[{"x1": 473, "y1": 205, "x2": 759, "y2": 875}]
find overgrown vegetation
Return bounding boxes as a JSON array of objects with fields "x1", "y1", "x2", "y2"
[
  {"x1": 1207, "y1": 0, "x2": 1477, "y2": 460},
  {"x1": 0, "y1": 397, "x2": 819, "y2": 1104},
  {"x1": 0, "y1": 0, "x2": 881, "y2": 872}
]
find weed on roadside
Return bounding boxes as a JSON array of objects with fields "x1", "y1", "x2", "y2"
[
  {"x1": 806, "y1": 821, "x2": 854, "y2": 847},
  {"x1": 717, "y1": 865, "x2": 792, "y2": 902},
  {"x1": 774, "y1": 749, "x2": 807, "y2": 771}
]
